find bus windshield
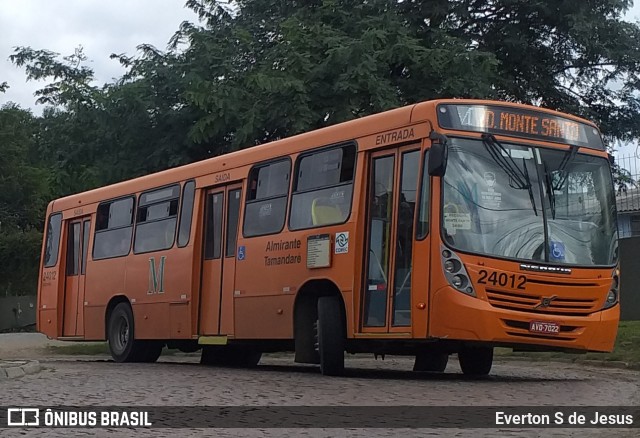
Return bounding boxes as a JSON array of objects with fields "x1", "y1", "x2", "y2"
[{"x1": 442, "y1": 137, "x2": 618, "y2": 266}]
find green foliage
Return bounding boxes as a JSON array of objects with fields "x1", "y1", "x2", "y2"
[
  {"x1": 173, "y1": 0, "x2": 640, "y2": 152},
  {"x1": 0, "y1": 105, "x2": 52, "y2": 295},
  {"x1": 10, "y1": 46, "x2": 97, "y2": 107},
  {"x1": 11, "y1": 1, "x2": 640, "y2": 166},
  {"x1": 178, "y1": 0, "x2": 499, "y2": 151}
]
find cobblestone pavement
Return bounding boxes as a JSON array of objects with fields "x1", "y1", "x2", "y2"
[{"x1": 0, "y1": 351, "x2": 638, "y2": 438}]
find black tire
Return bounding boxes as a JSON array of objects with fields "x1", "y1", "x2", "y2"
[
  {"x1": 317, "y1": 296, "x2": 345, "y2": 376},
  {"x1": 107, "y1": 302, "x2": 139, "y2": 363},
  {"x1": 414, "y1": 352, "x2": 449, "y2": 372},
  {"x1": 458, "y1": 346, "x2": 493, "y2": 377}
]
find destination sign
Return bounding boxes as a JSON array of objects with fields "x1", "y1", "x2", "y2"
[{"x1": 437, "y1": 104, "x2": 605, "y2": 150}]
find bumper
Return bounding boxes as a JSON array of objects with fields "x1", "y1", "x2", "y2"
[{"x1": 429, "y1": 286, "x2": 619, "y2": 352}]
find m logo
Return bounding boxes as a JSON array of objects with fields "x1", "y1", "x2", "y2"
[{"x1": 148, "y1": 256, "x2": 166, "y2": 294}]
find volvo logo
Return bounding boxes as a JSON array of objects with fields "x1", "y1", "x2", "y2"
[{"x1": 534, "y1": 295, "x2": 558, "y2": 309}]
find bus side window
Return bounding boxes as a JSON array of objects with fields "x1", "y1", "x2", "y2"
[
  {"x1": 93, "y1": 197, "x2": 135, "y2": 260},
  {"x1": 289, "y1": 144, "x2": 356, "y2": 230},
  {"x1": 134, "y1": 185, "x2": 180, "y2": 254},
  {"x1": 243, "y1": 159, "x2": 290, "y2": 237},
  {"x1": 177, "y1": 181, "x2": 195, "y2": 247},
  {"x1": 44, "y1": 213, "x2": 63, "y2": 267}
]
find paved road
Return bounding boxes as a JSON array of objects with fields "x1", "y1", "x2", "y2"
[{"x1": 0, "y1": 334, "x2": 638, "y2": 437}]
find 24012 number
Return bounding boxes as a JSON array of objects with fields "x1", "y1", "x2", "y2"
[{"x1": 478, "y1": 270, "x2": 526, "y2": 290}]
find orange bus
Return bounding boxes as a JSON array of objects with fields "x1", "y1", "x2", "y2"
[{"x1": 37, "y1": 99, "x2": 619, "y2": 376}]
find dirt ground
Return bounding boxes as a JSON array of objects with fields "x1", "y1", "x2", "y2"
[{"x1": 0, "y1": 332, "x2": 98, "y2": 359}]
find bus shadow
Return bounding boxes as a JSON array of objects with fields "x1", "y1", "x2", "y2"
[
  {"x1": 80, "y1": 358, "x2": 588, "y2": 383},
  {"x1": 245, "y1": 363, "x2": 587, "y2": 383}
]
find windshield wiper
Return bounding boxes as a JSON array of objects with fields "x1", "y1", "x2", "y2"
[
  {"x1": 481, "y1": 133, "x2": 538, "y2": 215},
  {"x1": 542, "y1": 145, "x2": 576, "y2": 220},
  {"x1": 552, "y1": 145, "x2": 577, "y2": 191},
  {"x1": 543, "y1": 162, "x2": 556, "y2": 219},
  {"x1": 481, "y1": 134, "x2": 528, "y2": 189}
]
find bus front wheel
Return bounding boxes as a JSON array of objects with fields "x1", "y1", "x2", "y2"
[
  {"x1": 317, "y1": 296, "x2": 345, "y2": 376},
  {"x1": 458, "y1": 346, "x2": 493, "y2": 377}
]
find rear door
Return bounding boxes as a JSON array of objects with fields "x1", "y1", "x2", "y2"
[{"x1": 199, "y1": 184, "x2": 243, "y2": 335}]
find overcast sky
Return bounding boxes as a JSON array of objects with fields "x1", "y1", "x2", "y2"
[{"x1": 1, "y1": 0, "x2": 639, "y2": 155}]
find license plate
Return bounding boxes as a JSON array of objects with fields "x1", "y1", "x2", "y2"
[{"x1": 529, "y1": 321, "x2": 560, "y2": 334}]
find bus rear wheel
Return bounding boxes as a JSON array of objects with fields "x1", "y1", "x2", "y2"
[
  {"x1": 107, "y1": 303, "x2": 157, "y2": 362},
  {"x1": 414, "y1": 352, "x2": 449, "y2": 372},
  {"x1": 107, "y1": 302, "x2": 147, "y2": 363},
  {"x1": 316, "y1": 296, "x2": 345, "y2": 376},
  {"x1": 458, "y1": 346, "x2": 493, "y2": 377}
]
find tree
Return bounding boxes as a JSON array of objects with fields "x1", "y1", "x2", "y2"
[
  {"x1": 0, "y1": 104, "x2": 51, "y2": 295},
  {"x1": 13, "y1": 1, "x2": 640, "y2": 158},
  {"x1": 10, "y1": 46, "x2": 199, "y2": 195},
  {"x1": 171, "y1": 0, "x2": 640, "y2": 152},
  {"x1": 176, "y1": 0, "x2": 497, "y2": 152}
]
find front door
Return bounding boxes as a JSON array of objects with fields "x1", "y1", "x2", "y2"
[
  {"x1": 63, "y1": 217, "x2": 91, "y2": 337},
  {"x1": 361, "y1": 146, "x2": 422, "y2": 332},
  {"x1": 199, "y1": 184, "x2": 243, "y2": 335}
]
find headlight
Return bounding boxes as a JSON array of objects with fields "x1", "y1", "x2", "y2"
[
  {"x1": 602, "y1": 269, "x2": 619, "y2": 310},
  {"x1": 440, "y1": 246, "x2": 475, "y2": 296}
]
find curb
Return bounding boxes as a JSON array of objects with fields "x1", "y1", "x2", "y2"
[{"x1": 0, "y1": 360, "x2": 42, "y2": 380}]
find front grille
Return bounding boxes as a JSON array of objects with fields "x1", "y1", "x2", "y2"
[
  {"x1": 486, "y1": 288, "x2": 598, "y2": 316},
  {"x1": 526, "y1": 278, "x2": 599, "y2": 287}
]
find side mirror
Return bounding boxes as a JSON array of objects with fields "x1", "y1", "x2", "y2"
[
  {"x1": 428, "y1": 131, "x2": 448, "y2": 177},
  {"x1": 608, "y1": 153, "x2": 615, "y2": 165}
]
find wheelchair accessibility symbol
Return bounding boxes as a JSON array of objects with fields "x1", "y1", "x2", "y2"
[
  {"x1": 550, "y1": 241, "x2": 565, "y2": 261},
  {"x1": 238, "y1": 246, "x2": 246, "y2": 261}
]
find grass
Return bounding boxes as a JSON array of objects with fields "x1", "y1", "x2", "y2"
[{"x1": 496, "y1": 321, "x2": 640, "y2": 368}]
